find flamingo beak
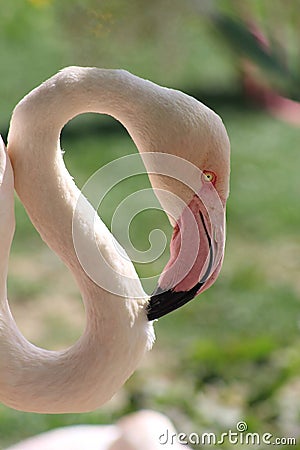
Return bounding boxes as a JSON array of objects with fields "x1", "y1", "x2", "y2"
[{"x1": 147, "y1": 193, "x2": 225, "y2": 320}]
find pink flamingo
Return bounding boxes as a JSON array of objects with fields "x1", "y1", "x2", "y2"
[{"x1": 0, "y1": 67, "x2": 230, "y2": 413}]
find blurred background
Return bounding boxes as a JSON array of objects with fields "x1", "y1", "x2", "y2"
[{"x1": 1, "y1": 0, "x2": 300, "y2": 448}]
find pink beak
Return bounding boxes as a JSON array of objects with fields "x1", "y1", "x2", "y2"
[{"x1": 147, "y1": 186, "x2": 226, "y2": 320}]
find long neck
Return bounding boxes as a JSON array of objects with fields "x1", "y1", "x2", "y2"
[
  {"x1": 4, "y1": 67, "x2": 155, "y2": 413},
  {"x1": 8, "y1": 68, "x2": 153, "y2": 272},
  {"x1": 8, "y1": 68, "x2": 160, "y2": 316}
]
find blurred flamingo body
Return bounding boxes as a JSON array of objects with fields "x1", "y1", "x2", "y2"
[{"x1": 4, "y1": 410, "x2": 191, "y2": 450}]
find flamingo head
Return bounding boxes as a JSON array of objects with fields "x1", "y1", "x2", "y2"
[{"x1": 140, "y1": 89, "x2": 230, "y2": 320}]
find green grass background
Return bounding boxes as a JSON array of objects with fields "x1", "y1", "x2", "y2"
[{"x1": 1, "y1": 1, "x2": 300, "y2": 449}]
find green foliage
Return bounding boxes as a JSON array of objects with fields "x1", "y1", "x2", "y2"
[{"x1": 207, "y1": 0, "x2": 300, "y2": 100}]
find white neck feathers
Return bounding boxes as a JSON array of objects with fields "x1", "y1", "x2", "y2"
[{"x1": 3, "y1": 67, "x2": 156, "y2": 413}]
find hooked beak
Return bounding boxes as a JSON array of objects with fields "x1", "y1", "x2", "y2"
[{"x1": 147, "y1": 193, "x2": 225, "y2": 321}]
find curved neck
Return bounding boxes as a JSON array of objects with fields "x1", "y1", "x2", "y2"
[
  {"x1": 4, "y1": 67, "x2": 154, "y2": 413},
  {"x1": 8, "y1": 68, "x2": 162, "y2": 273},
  {"x1": 8, "y1": 68, "x2": 153, "y2": 287},
  {"x1": 10, "y1": 67, "x2": 158, "y2": 152}
]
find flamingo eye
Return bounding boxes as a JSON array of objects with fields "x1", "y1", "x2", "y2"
[{"x1": 203, "y1": 171, "x2": 215, "y2": 183}]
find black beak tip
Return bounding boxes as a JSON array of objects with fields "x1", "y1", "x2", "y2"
[{"x1": 146, "y1": 283, "x2": 201, "y2": 321}]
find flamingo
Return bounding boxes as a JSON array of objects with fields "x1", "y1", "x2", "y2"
[
  {"x1": 1, "y1": 67, "x2": 230, "y2": 413},
  {"x1": 4, "y1": 409, "x2": 192, "y2": 450}
]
